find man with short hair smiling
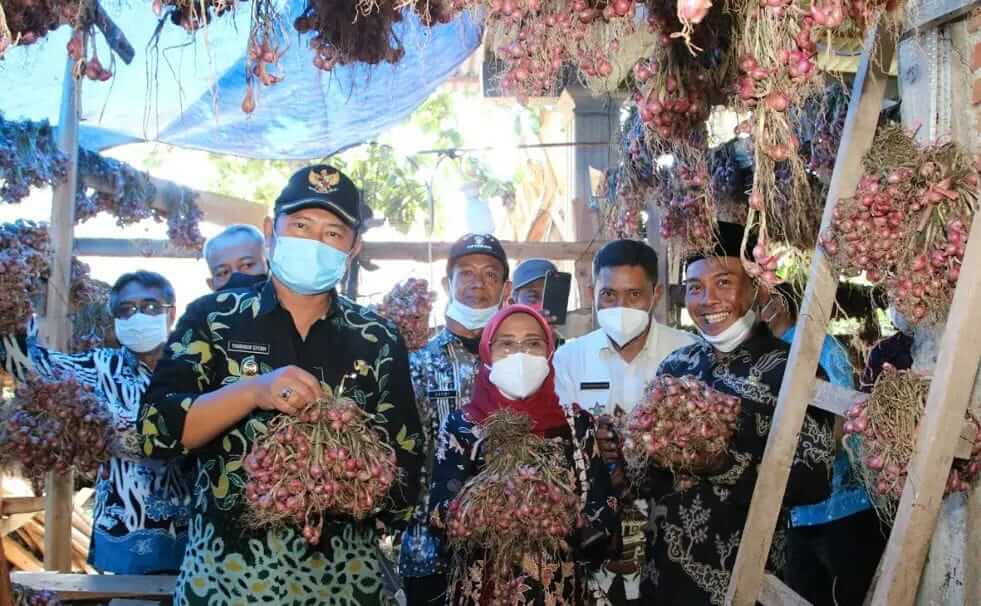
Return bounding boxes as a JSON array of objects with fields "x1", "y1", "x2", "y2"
[
  {"x1": 552, "y1": 239, "x2": 694, "y2": 606},
  {"x1": 1, "y1": 271, "x2": 192, "y2": 575},
  {"x1": 139, "y1": 165, "x2": 423, "y2": 605},
  {"x1": 400, "y1": 233, "x2": 512, "y2": 605},
  {"x1": 203, "y1": 224, "x2": 268, "y2": 291},
  {"x1": 645, "y1": 221, "x2": 835, "y2": 605}
]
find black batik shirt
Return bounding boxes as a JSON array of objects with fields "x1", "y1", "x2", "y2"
[{"x1": 139, "y1": 280, "x2": 424, "y2": 606}]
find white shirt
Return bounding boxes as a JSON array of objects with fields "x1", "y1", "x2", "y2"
[{"x1": 553, "y1": 320, "x2": 696, "y2": 415}]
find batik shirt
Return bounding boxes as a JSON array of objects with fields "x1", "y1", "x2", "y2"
[
  {"x1": 428, "y1": 407, "x2": 619, "y2": 605},
  {"x1": 400, "y1": 328, "x2": 480, "y2": 578},
  {"x1": 0, "y1": 319, "x2": 192, "y2": 574},
  {"x1": 644, "y1": 326, "x2": 836, "y2": 606},
  {"x1": 138, "y1": 282, "x2": 423, "y2": 606}
]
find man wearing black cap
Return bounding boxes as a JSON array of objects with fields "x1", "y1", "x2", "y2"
[
  {"x1": 509, "y1": 258, "x2": 556, "y2": 308},
  {"x1": 138, "y1": 165, "x2": 423, "y2": 606},
  {"x1": 640, "y1": 221, "x2": 836, "y2": 605},
  {"x1": 400, "y1": 233, "x2": 511, "y2": 605}
]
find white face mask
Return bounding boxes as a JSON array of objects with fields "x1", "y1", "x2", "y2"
[
  {"x1": 699, "y1": 309, "x2": 757, "y2": 353},
  {"x1": 114, "y1": 313, "x2": 169, "y2": 354},
  {"x1": 488, "y1": 353, "x2": 551, "y2": 399},
  {"x1": 597, "y1": 306, "x2": 652, "y2": 348},
  {"x1": 446, "y1": 297, "x2": 501, "y2": 331}
]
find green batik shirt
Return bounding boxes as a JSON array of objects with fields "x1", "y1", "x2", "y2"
[{"x1": 138, "y1": 280, "x2": 423, "y2": 606}]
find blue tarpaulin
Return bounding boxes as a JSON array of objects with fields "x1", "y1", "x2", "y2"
[{"x1": 0, "y1": 1, "x2": 481, "y2": 159}]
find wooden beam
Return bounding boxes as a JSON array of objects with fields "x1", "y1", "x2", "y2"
[
  {"x1": 966, "y1": 485, "x2": 981, "y2": 605},
  {"x1": 10, "y1": 573, "x2": 176, "y2": 601},
  {"x1": 0, "y1": 512, "x2": 13, "y2": 606},
  {"x1": 868, "y1": 211, "x2": 981, "y2": 605},
  {"x1": 759, "y1": 574, "x2": 812, "y2": 606},
  {"x1": 2, "y1": 538, "x2": 43, "y2": 572},
  {"x1": 0, "y1": 514, "x2": 36, "y2": 539},
  {"x1": 74, "y1": 238, "x2": 611, "y2": 262},
  {"x1": 903, "y1": 0, "x2": 979, "y2": 33},
  {"x1": 724, "y1": 22, "x2": 897, "y2": 606},
  {"x1": 0, "y1": 498, "x2": 44, "y2": 516},
  {"x1": 42, "y1": 55, "x2": 81, "y2": 575}
]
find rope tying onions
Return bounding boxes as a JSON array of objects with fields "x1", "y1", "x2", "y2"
[
  {"x1": 435, "y1": 410, "x2": 579, "y2": 606},
  {"x1": 243, "y1": 385, "x2": 399, "y2": 545},
  {"x1": 623, "y1": 375, "x2": 740, "y2": 478}
]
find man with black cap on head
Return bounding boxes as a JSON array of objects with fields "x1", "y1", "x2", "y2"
[
  {"x1": 641, "y1": 221, "x2": 836, "y2": 605},
  {"x1": 400, "y1": 233, "x2": 511, "y2": 605},
  {"x1": 139, "y1": 165, "x2": 424, "y2": 606}
]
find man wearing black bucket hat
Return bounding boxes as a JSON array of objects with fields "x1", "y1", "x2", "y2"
[
  {"x1": 636, "y1": 221, "x2": 836, "y2": 605},
  {"x1": 139, "y1": 165, "x2": 423, "y2": 606}
]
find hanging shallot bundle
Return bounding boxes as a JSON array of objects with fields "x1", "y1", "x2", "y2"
[
  {"x1": 843, "y1": 365, "x2": 981, "y2": 521},
  {"x1": 295, "y1": 0, "x2": 405, "y2": 73},
  {"x1": 0, "y1": 372, "x2": 114, "y2": 491},
  {"x1": 652, "y1": 150, "x2": 718, "y2": 254},
  {"x1": 243, "y1": 386, "x2": 399, "y2": 544},
  {"x1": 0, "y1": 220, "x2": 52, "y2": 335},
  {"x1": 623, "y1": 375, "x2": 740, "y2": 475},
  {"x1": 371, "y1": 278, "x2": 436, "y2": 351},
  {"x1": 437, "y1": 410, "x2": 579, "y2": 606}
]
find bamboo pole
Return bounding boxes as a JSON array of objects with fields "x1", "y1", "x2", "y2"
[
  {"x1": 867, "y1": 211, "x2": 981, "y2": 605},
  {"x1": 41, "y1": 55, "x2": 81, "y2": 574},
  {"x1": 724, "y1": 22, "x2": 897, "y2": 606}
]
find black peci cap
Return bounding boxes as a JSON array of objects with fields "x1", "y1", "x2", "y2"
[
  {"x1": 684, "y1": 221, "x2": 758, "y2": 269},
  {"x1": 446, "y1": 233, "x2": 510, "y2": 281},
  {"x1": 274, "y1": 165, "x2": 362, "y2": 229}
]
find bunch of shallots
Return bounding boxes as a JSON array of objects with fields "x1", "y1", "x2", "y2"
[
  {"x1": 624, "y1": 375, "x2": 740, "y2": 474},
  {"x1": 0, "y1": 114, "x2": 68, "y2": 204},
  {"x1": 0, "y1": 372, "x2": 113, "y2": 491},
  {"x1": 844, "y1": 365, "x2": 981, "y2": 520},
  {"x1": 371, "y1": 278, "x2": 436, "y2": 351},
  {"x1": 243, "y1": 388, "x2": 398, "y2": 544},
  {"x1": 439, "y1": 410, "x2": 579, "y2": 605},
  {"x1": 653, "y1": 154, "x2": 717, "y2": 254},
  {"x1": 0, "y1": 221, "x2": 52, "y2": 334},
  {"x1": 820, "y1": 126, "x2": 978, "y2": 323}
]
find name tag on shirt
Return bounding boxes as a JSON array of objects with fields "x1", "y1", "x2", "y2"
[
  {"x1": 228, "y1": 341, "x2": 270, "y2": 355},
  {"x1": 428, "y1": 389, "x2": 457, "y2": 399},
  {"x1": 580, "y1": 381, "x2": 610, "y2": 390}
]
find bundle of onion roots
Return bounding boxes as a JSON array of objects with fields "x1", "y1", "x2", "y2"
[
  {"x1": 844, "y1": 365, "x2": 981, "y2": 521},
  {"x1": 820, "y1": 126, "x2": 979, "y2": 324},
  {"x1": 0, "y1": 372, "x2": 114, "y2": 492},
  {"x1": 438, "y1": 410, "x2": 579, "y2": 605},
  {"x1": 0, "y1": 0, "x2": 80, "y2": 56},
  {"x1": 243, "y1": 386, "x2": 398, "y2": 544},
  {"x1": 624, "y1": 375, "x2": 741, "y2": 475},
  {"x1": 295, "y1": 0, "x2": 405, "y2": 73},
  {"x1": 371, "y1": 277, "x2": 436, "y2": 351}
]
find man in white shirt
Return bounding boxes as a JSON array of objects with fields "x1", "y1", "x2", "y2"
[
  {"x1": 552, "y1": 238, "x2": 694, "y2": 606},
  {"x1": 554, "y1": 239, "x2": 694, "y2": 415}
]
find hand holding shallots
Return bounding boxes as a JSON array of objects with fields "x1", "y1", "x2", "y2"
[{"x1": 623, "y1": 375, "x2": 741, "y2": 476}]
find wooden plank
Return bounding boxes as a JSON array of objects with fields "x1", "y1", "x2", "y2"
[
  {"x1": 903, "y1": 0, "x2": 979, "y2": 33},
  {"x1": 868, "y1": 211, "x2": 981, "y2": 606},
  {"x1": 0, "y1": 516, "x2": 13, "y2": 606},
  {"x1": 42, "y1": 55, "x2": 81, "y2": 575},
  {"x1": 759, "y1": 574, "x2": 813, "y2": 606},
  {"x1": 724, "y1": 23, "x2": 897, "y2": 606},
  {"x1": 91, "y1": 0, "x2": 134, "y2": 64},
  {"x1": 73, "y1": 488, "x2": 94, "y2": 510},
  {"x1": 966, "y1": 484, "x2": 981, "y2": 606},
  {"x1": 10, "y1": 573, "x2": 177, "y2": 601},
  {"x1": 0, "y1": 498, "x2": 44, "y2": 516},
  {"x1": 74, "y1": 238, "x2": 612, "y2": 262},
  {"x1": 1, "y1": 538, "x2": 42, "y2": 572}
]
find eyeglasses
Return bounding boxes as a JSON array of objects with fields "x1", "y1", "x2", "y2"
[
  {"x1": 113, "y1": 301, "x2": 174, "y2": 319},
  {"x1": 490, "y1": 337, "x2": 549, "y2": 357}
]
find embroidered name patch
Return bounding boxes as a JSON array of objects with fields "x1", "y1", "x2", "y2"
[
  {"x1": 229, "y1": 341, "x2": 270, "y2": 355},
  {"x1": 428, "y1": 389, "x2": 457, "y2": 399},
  {"x1": 580, "y1": 381, "x2": 610, "y2": 390}
]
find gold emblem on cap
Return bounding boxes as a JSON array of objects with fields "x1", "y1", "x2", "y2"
[{"x1": 308, "y1": 168, "x2": 341, "y2": 194}]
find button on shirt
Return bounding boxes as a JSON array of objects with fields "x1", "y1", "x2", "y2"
[
  {"x1": 553, "y1": 321, "x2": 696, "y2": 414},
  {"x1": 138, "y1": 281, "x2": 423, "y2": 606}
]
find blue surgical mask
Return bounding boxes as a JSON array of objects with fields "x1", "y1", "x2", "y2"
[{"x1": 270, "y1": 236, "x2": 349, "y2": 295}]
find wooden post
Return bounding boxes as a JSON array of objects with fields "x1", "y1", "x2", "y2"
[
  {"x1": 724, "y1": 22, "x2": 897, "y2": 606},
  {"x1": 41, "y1": 56, "x2": 82, "y2": 573},
  {"x1": 867, "y1": 210, "x2": 981, "y2": 605},
  {"x1": 0, "y1": 501, "x2": 14, "y2": 606}
]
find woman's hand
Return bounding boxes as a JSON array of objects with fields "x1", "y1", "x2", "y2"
[{"x1": 251, "y1": 365, "x2": 323, "y2": 416}]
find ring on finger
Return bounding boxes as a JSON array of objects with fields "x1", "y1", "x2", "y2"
[{"x1": 279, "y1": 387, "x2": 295, "y2": 401}]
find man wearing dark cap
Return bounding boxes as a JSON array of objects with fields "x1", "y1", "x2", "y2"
[
  {"x1": 640, "y1": 221, "x2": 836, "y2": 605},
  {"x1": 139, "y1": 165, "x2": 424, "y2": 605},
  {"x1": 509, "y1": 258, "x2": 557, "y2": 308},
  {"x1": 400, "y1": 233, "x2": 511, "y2": 605}
]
